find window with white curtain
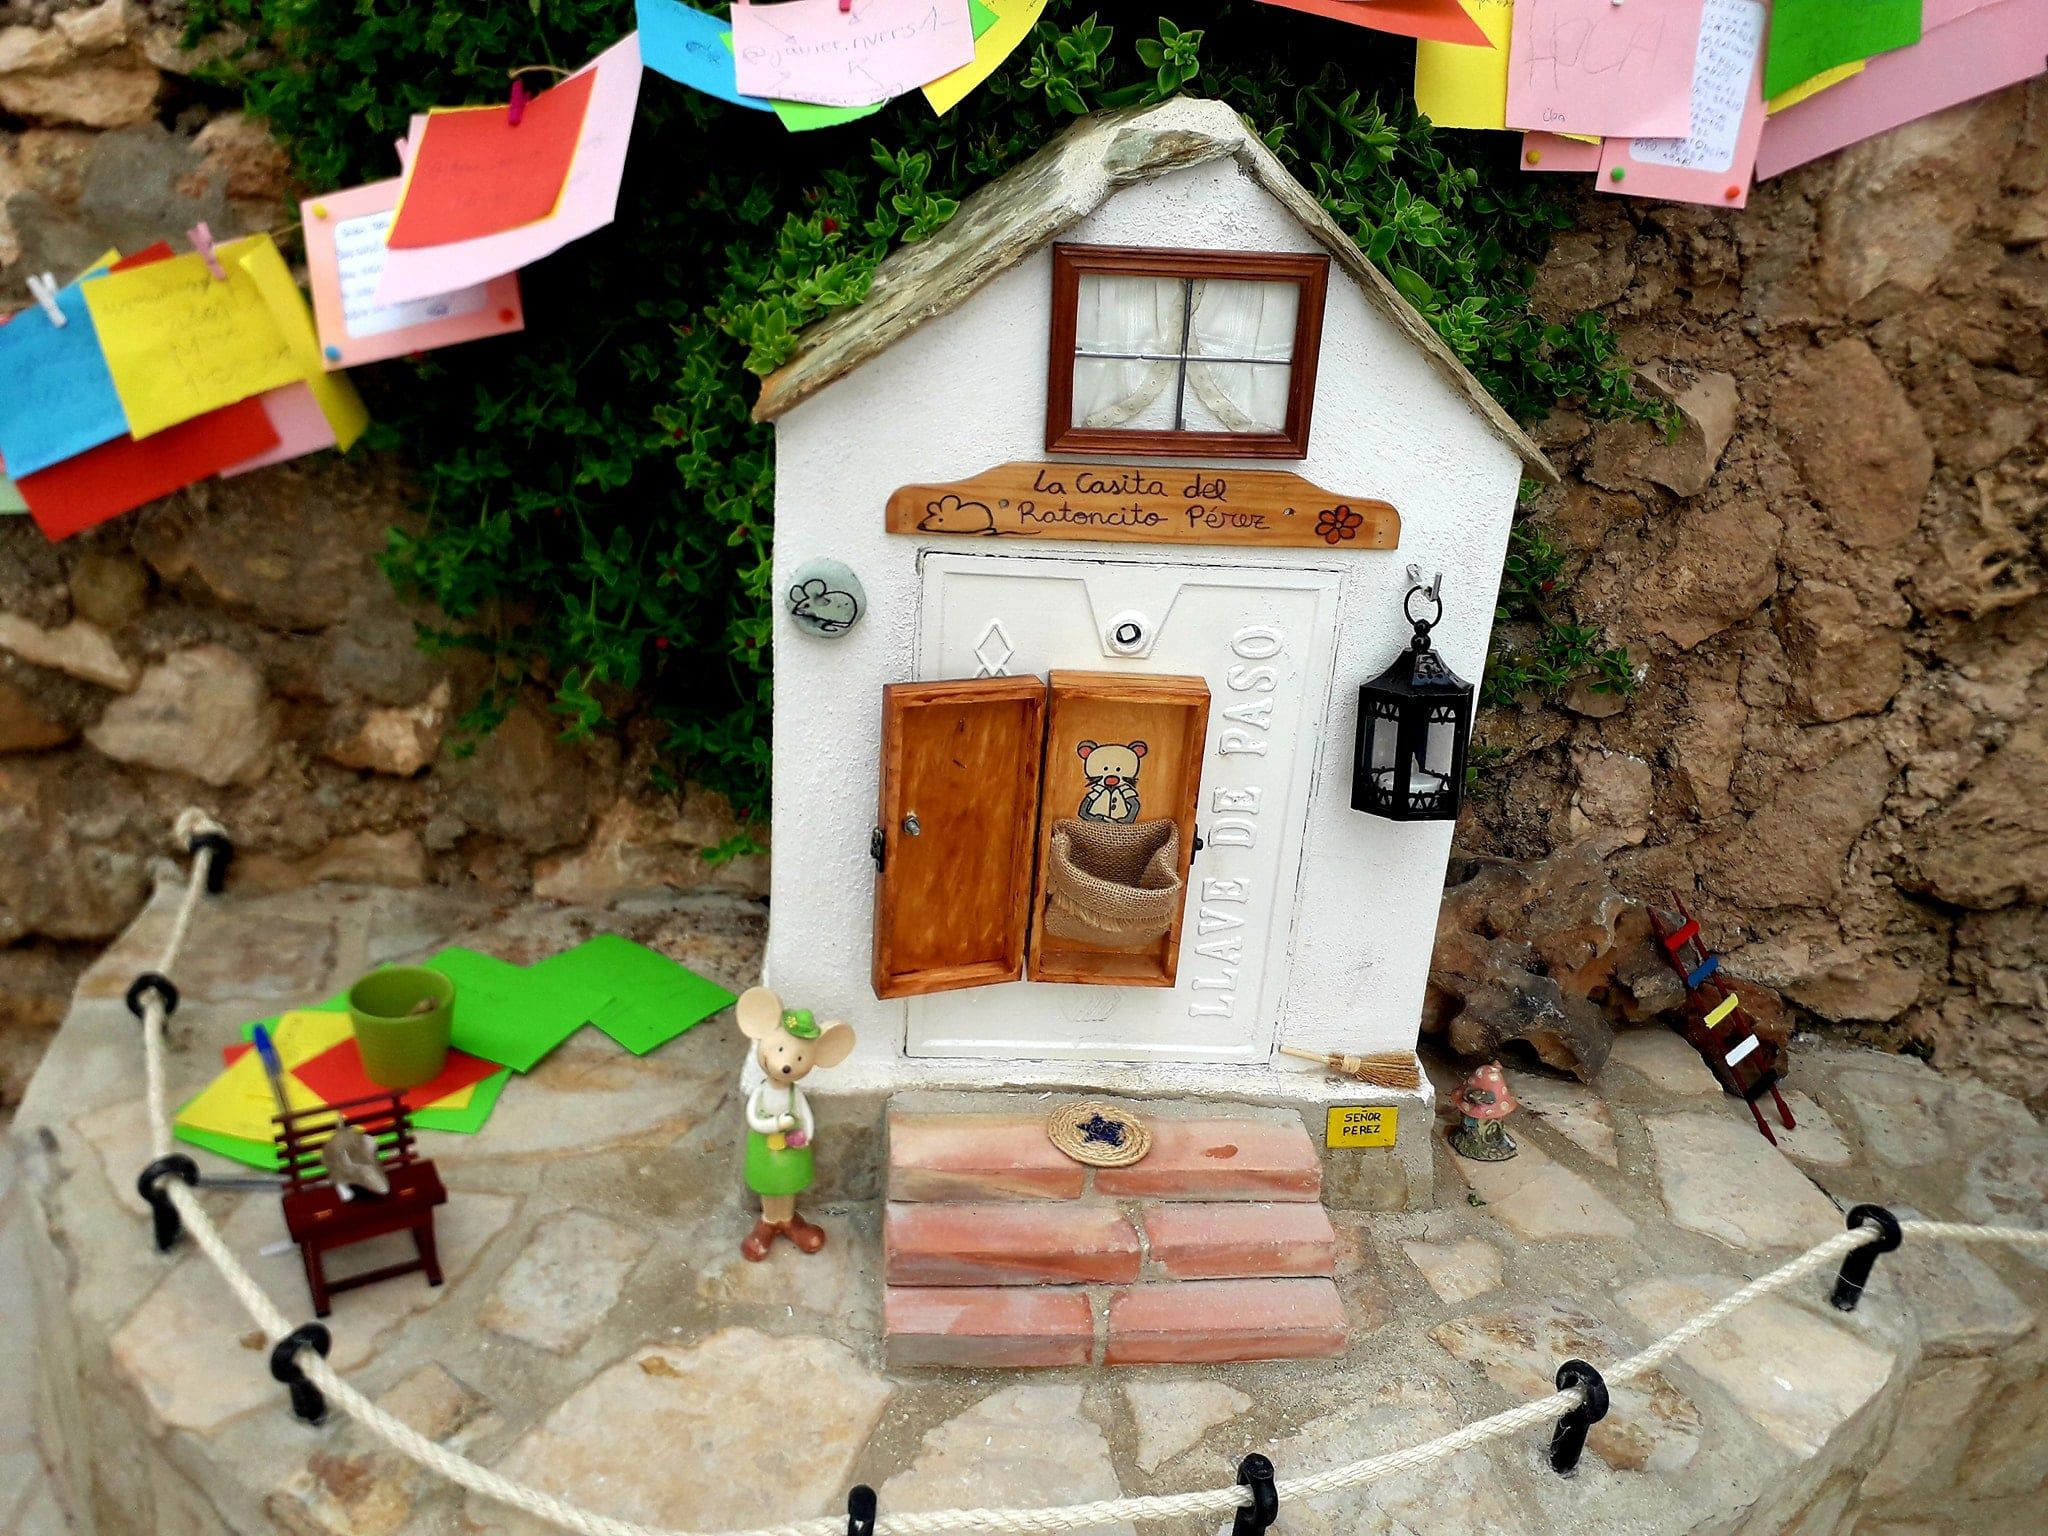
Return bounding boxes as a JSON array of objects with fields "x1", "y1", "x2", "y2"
[{"x1": 1048, "y1": 246, "x2": 1329, "y2": 458}]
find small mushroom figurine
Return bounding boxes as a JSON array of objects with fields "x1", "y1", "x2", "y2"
[
  {"x1": 1449, "y1": 1062, "x2": 1519, "y2": 1162},
  {"x1": 736, "y1": 986, "x2": 856, "y2": 1262}
]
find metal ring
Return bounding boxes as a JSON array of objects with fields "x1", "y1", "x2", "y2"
[
  {"x1": 125, "y1": 972, "x2": 179, "y2": 1022},
  {"x1": 1403, "y1": 584, "x2": 1444, "y2": 629}
]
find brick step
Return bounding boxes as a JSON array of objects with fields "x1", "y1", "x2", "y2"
[
  {"x1": 885, "y1": 1202, "x2": 1142, "y2": 1287},
  {"x1": 1107, "y1": 1278, "x2": 1348, "y2": 1365},
  {"x1": 889, "y1": 1110, "x2": 1321, "y2": 1203},
  {"x1": 884, "y1": 1277, "x2": 1349, "y2": 1369},
  {"x1": 884, "y1": 1200, "x2": 1335, "y2": 1286}
]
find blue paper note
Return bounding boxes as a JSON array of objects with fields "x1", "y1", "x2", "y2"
[
  {"x1": 0, "y1": 284, "x2": 130, "y2": 478},
  {"x1": 639, "y1": 0, "x2": 776, "y2": 111}
]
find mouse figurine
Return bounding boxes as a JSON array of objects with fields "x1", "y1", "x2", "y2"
[{"x1": 737, "y1": 986, "x2": 856, "y2": 1262}]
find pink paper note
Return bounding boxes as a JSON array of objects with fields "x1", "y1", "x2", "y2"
[
  {"x1": 304, "y1": 179, "x2": 524, "y2": 368},
  {"x1": 375, "y1": 33, "x2": 643, "y2": 307},
  {"x1": 1599, "y1": 0, "x2": 1766, "y2": 208},
  {"x1": 1521, "y1": 131, "x2": 1604, "y2": 172},
  {"x1": 1508, "y1": 0, "x2": 1705, "y2": 139},
  {"x1": 730, "y1": 0, "x2": 977, "y2": 107},
  {"x1": 1758, "y1": 0, "x2": 2048, "y2": 179},
  {"x1": 220, "y1": 384, "x2": 336, "y2": 477}
]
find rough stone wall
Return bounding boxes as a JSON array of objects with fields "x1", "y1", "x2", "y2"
[
  {"x1": 0, "y1": 1, "x2": 764, "y2": 1106},
  {"x1": 1469, "y1": 81, "x2": 2048, "y2": 1111}
]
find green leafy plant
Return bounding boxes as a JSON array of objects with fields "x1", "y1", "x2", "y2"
[
  {"x1": 1482, "y1": 518, "x2": 1638, "y2": 708},
  {"x1": 186, "y1": 1, "x2": 1654, "y2": 821}
]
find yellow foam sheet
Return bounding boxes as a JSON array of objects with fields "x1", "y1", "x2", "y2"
[
  {"x1": 238, "y1": 239, "x2": 369, "y2": 451},
  {"x1": 79, "y1": 234, "x2": 307, "y2": 440},
  {"x1": 175, "y1": 1050, "x2": 323, "y2": 1143},
  {"x1": 924, "y1": 0, "x2": 1048, "y2": 116},
  {"x1": 1415, "y1": 0, "x2": 1514, "y2": 132},
  {"x1": 1767, "y1": 59, "x2": 1864, "y2": 115}
]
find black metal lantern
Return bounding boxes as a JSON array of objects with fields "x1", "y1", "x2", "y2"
[{"x1": 1351, "y1": 579, "x2": 1473, "y2": 821}]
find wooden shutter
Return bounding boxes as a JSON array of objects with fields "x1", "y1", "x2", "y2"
[
  {"x1": 872, "y1": 677, "x2": 1048, "y2": 999},
  {"x1": 1029, "y1": 671, "x2": 1211, "y2": 987}
]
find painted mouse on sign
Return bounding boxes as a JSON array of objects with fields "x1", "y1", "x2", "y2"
[
  {"x1": 1076, "y1": 739, "x2": 1145, "y2": 824},
  {"x1": 736, "y1": 986, "x2": 856, "y2": 1262}
]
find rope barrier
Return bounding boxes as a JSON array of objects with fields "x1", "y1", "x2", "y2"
[{"x1": 123, "y1": 814, "x2": 2048, "y2": 1536}]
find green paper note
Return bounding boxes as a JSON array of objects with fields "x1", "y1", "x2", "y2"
[
  {"x1": 413, "y1": 1066, "x2": 513, "y2": 1133},
  {"x1": 530, "y1": 933, "x2": 737, "y2": 1056},
  {"x1": 970, "y1": 0, "x2": 999, "y2": 32},
  {"x1": 174, "y1": 1123, "x2": 285, "y2": 1171},
  {"x1": 1763, "y1": 0, "x2": 1922, "y2": 101},
  {"x1": 417, "y1": 946, "x2": 594, "y2": 1072}
]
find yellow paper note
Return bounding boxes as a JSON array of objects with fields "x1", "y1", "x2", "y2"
[
  {"x1": 422, "y1": 1081, "x2": 476, "y2": 1111},
  {"x1": 175, "y1": 1052, "x2": 322, "y2": 1143},
  {"x1": 924, "y1": 0, "x2": 1048, "y2": 116},
  {"x1": 1415, "y1": 0, "x2": 1514, "y2": 132},
  {"x1": 1767, "y1": 59, "x2": 1864, "y2": 115},
  {"x1": 237, "y1": 238, "x2": 369, "y2": 452},
  {"x1": 75, "y1": 248, "x2": 122, "y2": 280},
  {"x1": 80, "y1": 234, "x2": 305, "y2": 440},
  {"x1": 270, "y1": 1009, "x2": 357, "y2": 1066}
]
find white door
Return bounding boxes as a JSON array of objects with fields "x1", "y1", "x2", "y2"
[{"x1": 909, "y1": 551, "x2": 1340, "y2": 1063}]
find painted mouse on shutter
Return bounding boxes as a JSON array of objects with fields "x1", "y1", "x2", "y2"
[
  {"x1": 1076, "y1": 739, "x2": 1145, "y2": 824},
  {"x1": 736, "y1": 987, "x2": 856, "y2": 1262}
]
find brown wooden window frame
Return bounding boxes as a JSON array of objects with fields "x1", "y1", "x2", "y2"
[{"x1": 1045, "y1": 244, "x2": 1330, "y2": 461}]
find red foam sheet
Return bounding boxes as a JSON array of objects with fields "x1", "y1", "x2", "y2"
[{"x1": 17, "y1": 397, "x2": 280, "y2": 540}]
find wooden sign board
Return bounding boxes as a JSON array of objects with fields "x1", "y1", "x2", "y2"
[{"x1": 885, "y1": 462, "x2": 1400, "y2": 551}]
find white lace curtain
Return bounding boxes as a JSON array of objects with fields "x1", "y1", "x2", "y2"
[{"x1": 1072, "y1": 274, "x2": 1298, "y2": 434}]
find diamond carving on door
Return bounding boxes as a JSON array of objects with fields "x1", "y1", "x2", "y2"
[{"x1": 972, "y1": 618, "x2": 1015, "y2": 678}]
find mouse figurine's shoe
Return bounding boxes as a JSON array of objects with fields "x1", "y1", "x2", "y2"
[{"x1": 735, "y1": 987, "x2": 856, "y2": 1262}]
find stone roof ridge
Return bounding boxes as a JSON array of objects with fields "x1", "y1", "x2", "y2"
[{"x1": 750, "y1": 96, "x2": 1555, "y2": 482}]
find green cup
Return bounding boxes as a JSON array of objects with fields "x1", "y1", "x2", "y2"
[{"x1": 348, "y1": 967, "x2": 455, "y2": 1090}]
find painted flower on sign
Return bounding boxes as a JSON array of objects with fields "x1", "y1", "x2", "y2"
[{"x1": 1316, "y1": 506, "x2": 1364, "y2": 545}]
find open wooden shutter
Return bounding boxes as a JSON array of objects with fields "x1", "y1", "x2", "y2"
[
  {"x1": 1029, "y1": 671, "x2": 1211, "y2": 987},
  {"x1": 872, "y1": 677, "x2": 1048, "y2": 999}
]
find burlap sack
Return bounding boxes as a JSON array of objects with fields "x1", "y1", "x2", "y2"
[{"x1": 1044, "y1": 818, "x2": 1182, "y2": 945}]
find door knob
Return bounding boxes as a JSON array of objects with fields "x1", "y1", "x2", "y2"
[{"x1": 902, "y1": 812, "x2": 922, "y2": 837}]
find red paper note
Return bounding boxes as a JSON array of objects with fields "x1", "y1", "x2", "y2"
[
  {"x1": 1253, "y1": 0, "x2": 1491, "y2": 47},
  {"x1": 293, "y1": 1038, "x2": 504, "y2": 1112},
  {"x1": 387, "y1": 69, "x2": 597, "y2": 251},
  {"x1": 17, "y1": 396, "x2": 280, "y2": 541}
]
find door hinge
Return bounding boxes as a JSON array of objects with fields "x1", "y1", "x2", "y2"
[{"x1": 869, "y1": 826, "x2": 886, "y2": 872}]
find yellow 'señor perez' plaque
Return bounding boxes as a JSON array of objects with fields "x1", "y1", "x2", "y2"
[{"x1": 885, "y1": 462, "x2": 1400, "y2": 550}]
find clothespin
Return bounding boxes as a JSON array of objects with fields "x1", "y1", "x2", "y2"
[
  {"x1": 189, "y1": 222, "x2": 226, "y2": 281},
  {"x1": 839, "y1": 0, "x2": 853, "y2": 12},
  {"x1": 26, "y1": 272, "x2": 66, "y2": 328},
  {"x1": 508, "y1": 76, "x2": 529, "y2": 127}
]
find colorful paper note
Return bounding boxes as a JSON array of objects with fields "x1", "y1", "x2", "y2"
[
  {"x1": 1415, "y1": 0, "x2": 1515, "y2": 131},
  {"x1": 294, "y1": 1037, "x2": 503, "y2": 1113},
  {"x1": 78, "y1": 234, "x2": 304, "y2": 440},
  {"x1": 925, "y1": 0, "x2": 1044, "y2": 115},
  {"x1": 1767, "y1": 60, "x2": 1863, "y2": 114},
  {"x1": 174, "y1": 1047, "x2": 322, "y2": 1143},
  {"x1": 639, "y1": 0, "x2": 776, "y2": 109},
  {"x1": 16, "y1": 396, "x2": 280, "y2": 541},
  {"x1": 220, "y1": 384, "x2": 339, "y2": 477},
  {"x1": 412, "y1": 1066, "x2": 513, "y2": 1134},
  {"x1": 376, "y1": 33, "x2": 645, "y2": 306},
  {"x1": 0, "y1": 284, "x2": 131, "y2": 477},
  {"x1": 1598, "y1": 0, "x2": 1766, "y2": 207},
  {"x1": 1252, "y1": 0, "x2": 1491, "y2": 46},
  {"x1": 732, "y1": 0, "x2": 977, "y2": 107},
  {"x1": 1506, "y1": 0, "x2": 1704, "y2": 139},
  {"x1": 0, "y1": 467, "x2": 25, "y2": 515},
  {"x1": 528, "y1": 932, "x2": 737, "y2": 1056},
  {"x1": 1758, "y1": 1, "x2": 2048, "y2": 179},
  {"x1": 388, "y1": 70, "x2": 597, "y2": 250},
  {"x1": 1521, "y1": 130, "x2": 1605, "y2": 170},
  {"x1": 237, "y1": 235, "x2": 369, "y2": 452},
  {"x1": 173, "y1": 1124, "x2": 285, "y2": 1172},
  {"x1": 1762, "y1": 0, "x2": 1921, "y2": 102},
  {"x1": 414, "y1": 945, "x2": 595, "y2": 1071},
  {"x1": 303, "y1": 180, "x2": 525, "y2": 369},
  {"x1": 718, "y1": 30, "x2": 885, "y2": 129}
]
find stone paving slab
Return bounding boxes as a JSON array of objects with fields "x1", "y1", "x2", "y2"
[{"x1": 9, "y1": 882, "x2": 2048, "y2": 1536}]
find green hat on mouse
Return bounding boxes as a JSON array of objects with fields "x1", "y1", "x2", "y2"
[{"x1": 780, "y1": 1008, "x2": 820, "y2": 1040}]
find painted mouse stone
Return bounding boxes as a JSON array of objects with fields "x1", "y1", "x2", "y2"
[
  {"x1": 736, "y1": 985, "x2": 856, "y2": 1261},
  {"x1": 786, "y1": 558, "x2": 865, "y2": 637}
]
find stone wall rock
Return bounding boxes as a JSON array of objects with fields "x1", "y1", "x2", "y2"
[{"x1": 1463, "y1": 81, "x2": 2048, "y2": 1111}]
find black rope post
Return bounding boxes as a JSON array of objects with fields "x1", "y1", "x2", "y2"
[
  {"x1": 136, "y1": 1155, "x2": 198, "y2": 1252},
  {"x1": 1831, "y1": 1204, "x2": 1903, "y2": 1312},
  {"x1": 1230, "y1": 1452, "x2": 1278, "y2": 1535},
  {"x1": 846, "y1": 1484, "x2": 877, "y2": 1536},
  {"x1": 1548, "y1": 1359, "x2": 1609, "y2": 1476},
  {"x1": 188, "y1": 829, "x2": 235, "y2": 894},
  {"x1": 125, "y1": 972, "x2": 179, "y2": 1023},
  {"x1": 270, "y1": 1324, "x2": 333, "y2": 1425}
]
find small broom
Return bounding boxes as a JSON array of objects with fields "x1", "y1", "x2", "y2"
[{"x1": 1279, "y1": 1046, "x2": 1422, "y2": 1091}]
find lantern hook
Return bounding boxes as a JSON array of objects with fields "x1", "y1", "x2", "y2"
[{"x1": 1403, "y1": 567, "x2": 1444, "y2": 635}]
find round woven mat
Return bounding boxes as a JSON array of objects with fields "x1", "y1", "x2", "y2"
[{"x1": 1045, "y1": 1100, "x2": 1152, "y2": 1168}]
